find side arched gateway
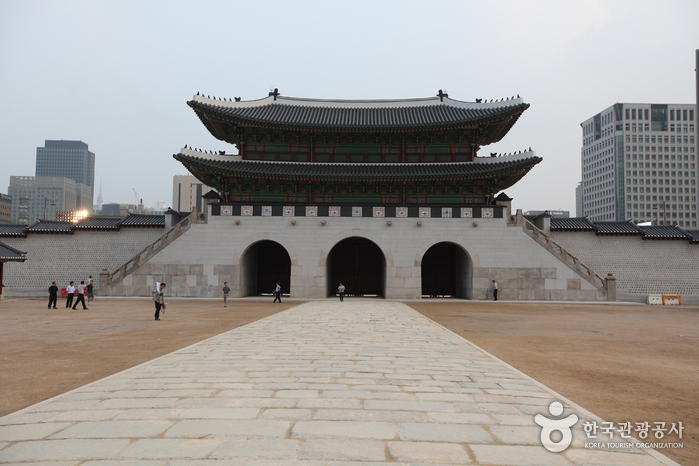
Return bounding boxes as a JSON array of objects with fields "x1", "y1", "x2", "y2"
[
  {"x1": 240, "y1": 240, "x2": 291, "y2": 297},
  {"x1": 421, "y1": 242, "x2": 473, "y2": 299},
  {"x1": 327, "y1": 237, "x2": 386, "y2": 297}
]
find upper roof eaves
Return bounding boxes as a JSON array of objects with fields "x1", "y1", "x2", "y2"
[
  {"x1": 192, "y1": 93, "x2": 525, "y2": 110},
  {"x1": 189, "y1": 93, "x2": 528, "y2": 130}
]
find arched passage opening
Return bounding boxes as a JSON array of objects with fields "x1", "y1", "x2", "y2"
[
  {"x1": 240, "y1": 240, "x2": 291, "y2": 297},
  {"x1": 421, "y1": 242, "x2": 472, "y2": 299},
  {"x1": 327, "y1": 237, "x2": 385, "y2": 297}
]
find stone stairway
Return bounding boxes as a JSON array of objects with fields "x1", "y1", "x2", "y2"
[
  {"x1": 99, "y1": 215, "x2": 192, "y2": 292},
  {"x1": 517, "y1": 214, "x2": 615, "y2": 298}
]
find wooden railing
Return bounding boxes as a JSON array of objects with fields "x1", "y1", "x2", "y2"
[
  {"x1": 105, "y1": 216, "x2": 191, "y2": 286},
  {"x1": 522, "y1": 218, "x2": 607, "y2": 292}
]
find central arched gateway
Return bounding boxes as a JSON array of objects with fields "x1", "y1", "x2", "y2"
[
  {"x1": 421, "y1": 242, "x2": 472, "y2": 298},
  {"x1": 240, "y1": 240, "x2": 291, "y2": 296},
  {"x1": 327, "y1": 237, "x2": 385, "y2": 297}
]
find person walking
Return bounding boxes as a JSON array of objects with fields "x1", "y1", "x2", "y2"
[
  {"x1": 87, "y1": 280, "x2": 94, "y2": 306},
  {"x1": 338, "y1": 283, "x2": 345, "y2": 302},
  {"x1": 273, "y1": 283, "x2": 282, "y2": 303},
  {"x1": 222, "y1": 282, "x2": 230, "y2": 307},
  {"x1": 65, "y1": 281, "x2": 75, "y2": 308},
  {"x1": 491, "y1": 280, "x2": 498, "y2": 301},
  {"x1": 73, "y1": 281, "x2": 88, "y2": 309},
  {"x1": 48, "y1": 281, "x2": 58, "y2": 309},
  {"x1": 152, "y1": 282, "x2": 166, "y2": 320}
]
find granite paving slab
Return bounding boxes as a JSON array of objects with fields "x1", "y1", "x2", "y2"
[{"x1": 0, "y1": 301, "x2": 679, "y2": 465}]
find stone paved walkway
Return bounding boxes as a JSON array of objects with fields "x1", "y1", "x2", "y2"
[{"x1": 0, "y1": 301, "x2": 677, "y2": 465}]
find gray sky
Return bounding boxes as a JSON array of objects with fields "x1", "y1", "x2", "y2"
[{"x1": 1, "y1": 0, "x2": 697, "y2": 213}]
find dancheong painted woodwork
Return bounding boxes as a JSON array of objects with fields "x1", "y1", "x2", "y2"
[{"x1": 174, "y1": 90, "x2": 542, "y2": 205}]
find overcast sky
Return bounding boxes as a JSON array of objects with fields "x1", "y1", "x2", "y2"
[{"x1": 1, "y1": 0, "x2": 697, "y2": 213}]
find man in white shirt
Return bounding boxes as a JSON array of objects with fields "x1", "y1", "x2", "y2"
[
  {"x1": 492, "y1": 280, "x2": 498, "y2": 301},
  {"x1": 72, "y1": 281, "x2": 88, "y2": 309},
  {"x1": 65, "y1": 281, "x2": 76, "y2": 308}
]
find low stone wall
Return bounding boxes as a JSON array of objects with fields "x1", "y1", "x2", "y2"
[
  {"x1": 2, "y1": 228, "x2": 164, "y2": 297},
  {"x1": 550, "y1": 231, "x2": 699, "y2": 299}
]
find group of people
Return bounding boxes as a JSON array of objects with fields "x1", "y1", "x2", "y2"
[
  {"x1": 218, "y1": 282, "x2": 346, "y2": 306},
  {"x1": 48, "y1": 278, "x2": 94, "y2": 310}
]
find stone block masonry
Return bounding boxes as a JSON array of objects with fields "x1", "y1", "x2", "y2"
[
  {"x1": 106, "y1": 208, "x2": 606, "y2": 300},
  {"x1": 0, "y1": 301, "x2": 673, "y2": 464},
  {"x1": 2, "y1": 228, "x2": 164, "y2": 297}
]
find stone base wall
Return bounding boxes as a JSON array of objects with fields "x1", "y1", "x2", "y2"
[{"x1": 102, "y1": 211, "x2": 606, "y2": 301}]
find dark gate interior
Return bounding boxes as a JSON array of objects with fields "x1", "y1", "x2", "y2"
[
  {"x1": 329, "y1": 238, "x2": 384, "y2": 297},
  {"x1": 256, "y1": 241, "x2": 291, "y2": 294},
  {"x1": 422, "y1": 243, "x2": 458, "y2": 297}
]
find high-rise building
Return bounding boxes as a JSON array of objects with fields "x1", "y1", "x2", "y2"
[
  {"x1": 8, "y1": 176, "x2": 81, "y2": 223},
  {"x1": 0, "y1": 193, "x2": 12, "y2": 223},
  {"x1": 580, "y1": 103, "x2": 696, "y2": 227},
  {"x1": 172, "y1": 175, "x2": 216, "y2": 212},
  {"x1": 35, "y1": 140, "x2": 95, "y2": 209}
]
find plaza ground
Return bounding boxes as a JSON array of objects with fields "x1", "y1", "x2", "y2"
[{"x1": 0, "y1": 298, "x2": 696, "y2": 464}]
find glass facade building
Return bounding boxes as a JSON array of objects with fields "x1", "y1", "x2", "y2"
[{"x1": 35, "y1": 140, "x2": 95, "y2": 209}]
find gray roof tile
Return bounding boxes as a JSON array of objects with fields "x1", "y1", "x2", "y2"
[
  {"x1": 639, "y1": 225, "x2": 690, "y2": 239},
  {"x1": 593, "y1": 221, "x2": 641, "y2": 235},
  {"x1": 174, "y1": 153, "x2": 542, "y2": 180},
  {"x1": 0, "y1": 241, "x2": 27, "y2": 261},
  {"x1": 0, "y1": 224, "x2": 28, "y2": 237},
  {"x1": 550, "y1": 218, "x2": 595, "y2": 231},
  {"x1": 119, "y1": 213, "x2": 165, "y2": 227}
]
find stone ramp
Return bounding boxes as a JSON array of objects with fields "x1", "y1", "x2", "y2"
[{"x1": 0, "y1": 301, "x2": 676, "y2": 465}]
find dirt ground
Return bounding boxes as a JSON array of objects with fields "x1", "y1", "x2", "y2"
[
  {"x1": 0, "y1": 298, "x2": 295, "y2": 418},
  {"x1": 409, "y1": 302, "x2": 699, "y2": 465},
  {"x1": 0, "y1": 299, "x2": 696, "y2": 464}
]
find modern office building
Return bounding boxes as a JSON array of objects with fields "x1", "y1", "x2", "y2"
[
  {"x1": 172, "y1": 175, "x2": 215, "y2": 212},
  {"x1": 580, "y1": 103, "x2": 696, "y2": 227},
  {"x1": 8, "y1": 176, "x2": 81, "y2": 224},
  {"x1": 0, "y1": 194, "x2": 12, "y2": 223},
  {"x1": 35, "y1": 140, "x2": 95, "y2": 209}
]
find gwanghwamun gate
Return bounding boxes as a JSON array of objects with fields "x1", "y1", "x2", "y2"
[{"x1": 3, "y1": 90, "x2": 699, "y2": 303}]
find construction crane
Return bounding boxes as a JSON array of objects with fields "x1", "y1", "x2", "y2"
[{"x1": 133, "y1": 188, "x2": 143, "y2": 210}]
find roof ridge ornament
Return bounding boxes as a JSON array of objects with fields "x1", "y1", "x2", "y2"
[
  {"x1": 269, "y1": 88, "x2": 280, "y2": 100},
  {"x1": 437, "y1": 89, "x2": 448, "y2": 102}
]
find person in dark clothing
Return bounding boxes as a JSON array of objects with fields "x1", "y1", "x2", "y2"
[
  {"x1": 72, "y1": 281, "x2": 88, "y2": 309},
  {"x1": 48, "y1": 282, "x2": 58, "y2": 309},
  {"x1": 273, "y1": 283, "x2": 282, "y2": 303},
  {"x1": 152, "y1": 282, "x2": 166, "y2": 320},
  {"x1": 87, "y1": 280, "x2": 94, "y2": 305}
]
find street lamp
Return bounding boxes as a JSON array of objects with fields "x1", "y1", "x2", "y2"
[{"x1": 43, "y1": 197, "x2": 55, "y2": 220}]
